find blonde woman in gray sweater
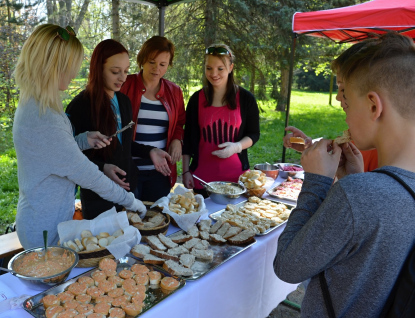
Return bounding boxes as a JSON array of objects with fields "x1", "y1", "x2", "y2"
[{"x1": 13, "y1": 24, "x2": 146, "y2": 249}]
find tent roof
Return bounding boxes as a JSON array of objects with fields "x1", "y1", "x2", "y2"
[{"x1": 292, "y1": 0, "x2": 415, "y2": 43}]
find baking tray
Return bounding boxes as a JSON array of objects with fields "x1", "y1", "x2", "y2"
[
  {"x1": 131, "y1": 231, "x2": 256, "y2": 281},
  {"x1": 23, "y1": 256, "x2": 185, "y2": 318},
  {"x1": 209, "y1": 199, "x2": 295, "y2": 236},
  {"x1": 266, "y1": 180, "x2": 303, "y2": 202}
]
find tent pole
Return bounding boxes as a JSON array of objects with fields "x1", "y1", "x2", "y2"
[
  {"x1": 159, "y1": 6, "x2": 165, "y2": 36},
  {"x1": 281, "y1": 33, "x2": 297, "y2": 163}
]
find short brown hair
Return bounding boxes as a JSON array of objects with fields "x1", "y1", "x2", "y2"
[
  {"x1": 136, "y1": 36, "x2": 175, "y2": 68},
  {"x1": 331, "y1": 38, "x2": 378, "y2": 74},
  {"x1": 340, "y1": 32, "x2": 415, "y2": 118}
]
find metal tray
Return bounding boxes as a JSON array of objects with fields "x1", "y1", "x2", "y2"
[
  {"x1": 134, "y1": 231, "x2": 256, "y2": 281},
  {"x1": 209, "y1": 199, "x2": 295, "y2": 236},
  {"x1": 23, "y1": 256, "x2": 186, "y2": 318},
  {"x1": 266, "y1": 182, "x2": 302, "y2": 202}
]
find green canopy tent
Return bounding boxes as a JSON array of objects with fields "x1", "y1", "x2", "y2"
[{"x1": 126, "y1": 0, "x2": 196, "y2": 36}]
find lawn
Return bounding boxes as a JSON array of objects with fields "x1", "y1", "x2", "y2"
[{"x1": 0, "y1": 89, "x2": 347, "y2": 234}]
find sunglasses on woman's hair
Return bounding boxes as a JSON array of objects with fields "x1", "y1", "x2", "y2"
[
  {"x1": 205, "y1": 47, "x2": 232, "y2": 57},
  {"x1": 56, "y1": 26, "x2": 76, "y2": 41}
]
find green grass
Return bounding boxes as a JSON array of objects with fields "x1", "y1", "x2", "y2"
[
  {"x1": 249, "y1": 89, "x2": 347, "y2": 166},
  {"x1": 0, "y1": 89, "x2": 346, "y2": 234}
]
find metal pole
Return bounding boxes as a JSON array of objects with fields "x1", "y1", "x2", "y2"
[
  {"x1": 329, "y1": 72, "x2": 334, "y2": 106},
  {"x1": 159, "y1": 6, "x2": 165, "y2": 36},
  {"x1": 282, "y1": 33, "x2": 297, "y2": 163}
]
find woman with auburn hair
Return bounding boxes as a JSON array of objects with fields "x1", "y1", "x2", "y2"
[
  {"x1": 121, "y1": 36, "x2": 186, "y2": 202},
  {"x1": 67, "y1": 39, "x2": 148, "y2": 219},
  {"x1": 182, "y1": 44, "x2": 260, "y2": 197},
  {"x1": 13, "y1": 25, "x2": 145, "y2": 248}
]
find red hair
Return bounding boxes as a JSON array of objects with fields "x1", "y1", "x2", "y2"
[{"x1": 85, "y1": 39, "x2": 128, "y2": 159}]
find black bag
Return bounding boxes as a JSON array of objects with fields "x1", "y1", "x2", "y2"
[{"x1": 320, "y1": 169, "x2": 415, "y2": 318}]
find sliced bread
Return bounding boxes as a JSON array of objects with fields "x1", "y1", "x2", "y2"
[
  {"x1": 193, "y1": 240, "x2": 210, "y2": 250},
  {"x1": 197, "y1": 219, "x2": 212, "y2": 232},
  {"x1": 223, "y1": 226, "x2": 243, "y2": 239},
  {"x1": 143, "y1": 254, "x2": 165, "y2": 265},
  {"x1": 148, "y1": 213, "x2": 165, "y2": 227},
  {"x1": 199, "y1": 231, "x2": 210, "y2": 240},
  {"x1": 209, "y1": 234, "x2": 227, "y2": 243},
  {"x1": 163, "y1": 260, "x2": 194, "y2": 276},
  {"x1": 150, "y1": 249, "x2": 180, "y2": 262},
  {"x1": 191, "y1": 248, "x2": 214, "y2": 262},
  {"x1": 145, "y1": 236, "x2": 167, "y2": 251},
  {"x1": 183, "y1": 238, "x2": 201, "y2": 250},
  {"x1": 209, "y1": 218, "x2": 224, "y2": 234},
  {"x1": 227, "y1": 229, "x2": 256, "y2": 245},
  {"x1": 167, "y1": 245, "x2": 189, "y2": 256},
  {"x1": 179, "y1": 254, "x2": 196, "y2": 268},
  {"x1": 130, "y1": 244, "x2": 151, "y2": 258},
  {"x1": 168, "y1": 233, "x2": 193, "y2": 244},
  {"x1": 157, "y1": 233, "x2": 178, "y2": 249},
  {"x1": 187, "y1": 225, "x2": 199, "y2": 238},
  {"x1": 216, "y1": 222, "x2": 231, "y2": 237}
]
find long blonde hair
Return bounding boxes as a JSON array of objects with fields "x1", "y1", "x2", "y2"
[{"x1": 14, "y1": 24, "x2": 84, "y2": 113}]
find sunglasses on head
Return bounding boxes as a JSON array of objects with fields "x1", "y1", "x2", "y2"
[
  {"x1": 205, "y1": 46, "x2": 232, "y2": 57},
  {"x1": 56, "y1": 26, "x2": 76, "y2": 41}
]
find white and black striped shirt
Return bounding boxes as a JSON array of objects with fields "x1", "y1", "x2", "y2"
[{"x1": 133, "y1": 95, "x2": 169, "y2": 170}]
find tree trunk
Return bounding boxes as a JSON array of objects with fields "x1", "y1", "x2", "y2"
[
  {"x1": 66, "y1": 0, "x2": 72, "y2": 25},
  {"x1": 46, "y1": 0, "x2": 55, "y2": 24},
  {"x1": 112, "y1": 0, "x2": 120, "y2": 41},
  {"x1": 250, "y1": 63, "x2": 255, "y2": 95},
  {"x1": 204, "y1": 0, "x2": 217, "y2": 47},
  {"x1": 59, "y1": 0, "x2": 66, "y2": 26},
  {"x1": 73, "y1": 0, "x2": 90, "y2": 33},
  {"x1": 276, "y1": 60, "x2": 289, "y2": 112}
]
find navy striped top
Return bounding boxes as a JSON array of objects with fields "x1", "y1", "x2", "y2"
[{"x1": 133, "y1": 95, "x2": 168, "y2": 170}]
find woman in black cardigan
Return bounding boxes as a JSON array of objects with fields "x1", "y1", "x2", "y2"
[
  {"x1": 182, "y1": 44, "x2": 260, "y2": 197},
  {"x1": 66, "y1": 39, "x2": 151, "y2": 219}
]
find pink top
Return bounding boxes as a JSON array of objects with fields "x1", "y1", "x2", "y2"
[{"x1": 192, "y1": 90, "x2": 246, "y2": 189}]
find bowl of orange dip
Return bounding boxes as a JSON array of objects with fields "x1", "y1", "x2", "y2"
[{"x1": 8, "y1": 246, "x2": 78, "y2": 288}]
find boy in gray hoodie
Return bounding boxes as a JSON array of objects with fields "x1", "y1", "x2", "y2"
[{"x1": 274, "y1": 33, "x2": 415, "y2": 317}]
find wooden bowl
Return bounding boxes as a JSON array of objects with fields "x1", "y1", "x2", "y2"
[{"x1": 131, "y1": 209, "x2": 170, "y2": 237}]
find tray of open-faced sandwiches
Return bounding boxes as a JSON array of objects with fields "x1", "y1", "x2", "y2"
[
  {"x1": 130, "y1": 219, "x2": 256, "y2": 281},
  {"x1": 23, "y1": 257, "x2": 185, "y2": 318},
  {"x1": 209, "y1": 196, "x2": 295, "y2": 236},
  {"x1": 266, "y1": 177, "x2": 303, "y2": 202}
]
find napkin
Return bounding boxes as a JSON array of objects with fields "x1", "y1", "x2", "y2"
[
  {"x1": 151, "y1": 185, "x2": 208, "y2": 232},
  {"x1": 57, "y1": 208, "x2": 141, "y2": 259}
]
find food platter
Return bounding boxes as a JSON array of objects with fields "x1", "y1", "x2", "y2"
[
  {"x1": 266, "y1": 177, "x2": 303, "y2": 202},
  {"x1": 209, "y1": 199, "x2": 295, "y2": 236},
  {"x1": 22, "y1": 257, "x2": 185, "y2": 318},
  {"x1": 132, "y1": 231, "x2": 256, "y2": 282}
]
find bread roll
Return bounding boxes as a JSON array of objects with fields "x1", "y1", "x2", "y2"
[
  {"x1": 160, "y1": 277, "x2": 180, "y2": 291},
  {"x1": 74, "y1": 238, "x2": 84, "y2": 251},
  {"x1": 97, "y1": 232, "x2": 110, "y2": 239},
  {"x1": 98, "y1": 238, "x2": 108, "y2": 247},
  {"x1": 113, "y1": 229, "x2": 124, "y2": 238},
  {"x1": 106, "y1": 236, "x2": 115, "y2": 245},
  {"x1": 67, "y1": 240, "x2": 79, "y2": 252},
  {"x1": 86, "y1": 243, "x2": 100, "y2": 251},
  {"x1": 81, "y1": 230, "x2": 93, "y2": 238}
]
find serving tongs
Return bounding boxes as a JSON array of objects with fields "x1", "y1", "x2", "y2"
[{"x1": 109, "y1": 121, "x2": 135, "y2": 138}]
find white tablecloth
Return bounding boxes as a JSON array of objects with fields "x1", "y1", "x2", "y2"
[{"x1": 0, "y1": 176, "x2": 297, "y2": 318}]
